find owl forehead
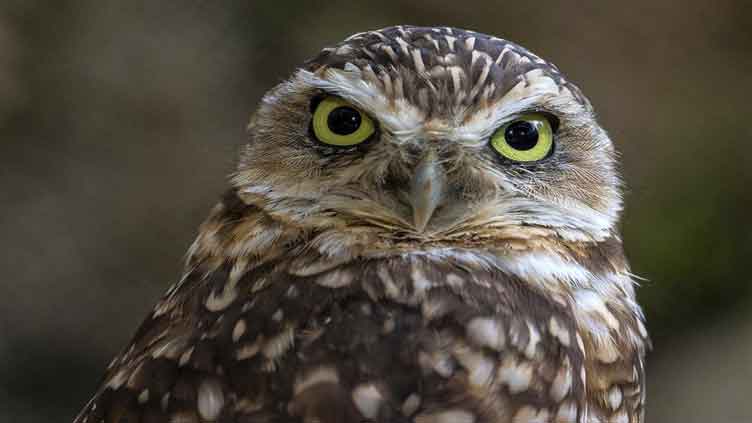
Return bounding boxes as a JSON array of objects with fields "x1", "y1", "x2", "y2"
[{"x1": 305, "y1": 26, "x2": 587, "y2": 125}]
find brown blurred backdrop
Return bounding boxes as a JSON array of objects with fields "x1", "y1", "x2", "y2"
[{"x1": 1, "y1": 1, "x2": 751, "y2": 421}]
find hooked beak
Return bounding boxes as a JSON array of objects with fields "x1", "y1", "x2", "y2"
[{"x1": 409, "y1": 150, "x2": 446, "y2": 233}]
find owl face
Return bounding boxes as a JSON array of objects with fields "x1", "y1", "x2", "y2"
[{"x1": 233, "y1": 26, "x2": 622, "y2": 246}]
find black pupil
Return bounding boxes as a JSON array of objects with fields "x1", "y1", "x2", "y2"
[
  {"x1": 327, "y1": 106, "x2": 362, "y2": 136},
  {"x1": 504, "y1": 121, "x2": 539, "y2": 151}
]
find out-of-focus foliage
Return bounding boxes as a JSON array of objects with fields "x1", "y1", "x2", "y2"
[{"x1": 1, "y1": 1, "x2": 750, "y2": 421}]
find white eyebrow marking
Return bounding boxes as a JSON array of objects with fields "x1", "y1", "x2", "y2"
[
  {"x1": 395, "y1": 37, "x2": 410, "y2": 56},
  {"x1": 412, "y1": 49, "x2": 426, "y2": 74},
  {"x1": 445, "y1": 35, "x2": 456, "y2": 51},
  {"x1": 469, "y1": 52, "x2": 492, "y2": 100},
  {"x1": 296, "y1": 69, "x2": 424, "y2": 139},
  {"x1": 449, "y1": 66, "x2": 462, "y2": 94},
  {"x1": 495, "y1": 46, "x2": 514, "y2": 65}
]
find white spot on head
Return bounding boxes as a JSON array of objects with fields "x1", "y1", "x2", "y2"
[
  {"x1": 469, "y1": 53, "x2": 492, "y2": 99},
  {"x1": 470, "y1": 50, "x2": 483, "y2": 67},
  {"x1": 411, "y1": 49, "x2": 426, "y2": 74},
  {"x1": 445, "y1": 35, "x2": 457, "y2": 51},
  {"x1": 449, "y1": 66, "x2": 462, "y2": 94},
  {"x1": 494, "y1": 46, "x2": 513, "y2": 65},
  {"x1": 395, "y1": 37, "x2": 410, "y2": 56},
  {"x1": 197, "y1": 379, "x2": 224, "y2": 421}
]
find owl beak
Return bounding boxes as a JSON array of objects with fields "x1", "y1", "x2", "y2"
[{"x1": 410, "y1": 150, "x2": 446, "y2": 233}]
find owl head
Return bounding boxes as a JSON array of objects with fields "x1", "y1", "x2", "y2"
[{"x1": 232, "y1": 26, "x2": 622, "y2": 253}]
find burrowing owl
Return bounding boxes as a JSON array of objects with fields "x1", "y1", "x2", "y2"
[{"x1": 74, "y1": 26, "x2": 648, "y2": 423}]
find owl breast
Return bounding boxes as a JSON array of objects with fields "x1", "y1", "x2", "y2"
[
  {"x1": 81, "y1": 250, "x2": 591, "y2": 423},
  {"x1": 275, "y1": 256, "x2": 589, "y2": 423}
]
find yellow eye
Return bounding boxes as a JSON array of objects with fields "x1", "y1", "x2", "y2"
[
  {"x1": 490, "y1": 113, "x2": 554, "y2": 162},
  {"x1": 312, "y1": 96, "x2": 375, "y2": 146}
]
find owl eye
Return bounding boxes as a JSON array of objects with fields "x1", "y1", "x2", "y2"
[
  {"x1": 490, "y1": 113, "x2": 554, "y2": 162},
  {"x1": 312, "y1": 96, "x2": 375, "y2": 146}
]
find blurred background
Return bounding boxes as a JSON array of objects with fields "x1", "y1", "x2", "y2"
[{"x1": 1, "y1": 1, "x2": 750, "y2": 421}]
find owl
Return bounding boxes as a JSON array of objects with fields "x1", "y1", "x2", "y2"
[{"x1": 74, "y1": 26, "x2": 648, "y2": 423}]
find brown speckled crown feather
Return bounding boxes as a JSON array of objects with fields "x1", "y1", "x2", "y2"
[{"x1": 306, "y1": 26, "x2": 587, "y2": 117}]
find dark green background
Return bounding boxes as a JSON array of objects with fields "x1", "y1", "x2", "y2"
[{"x1": 1, "y1": 1, "x2": 750, "y2": 421}]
